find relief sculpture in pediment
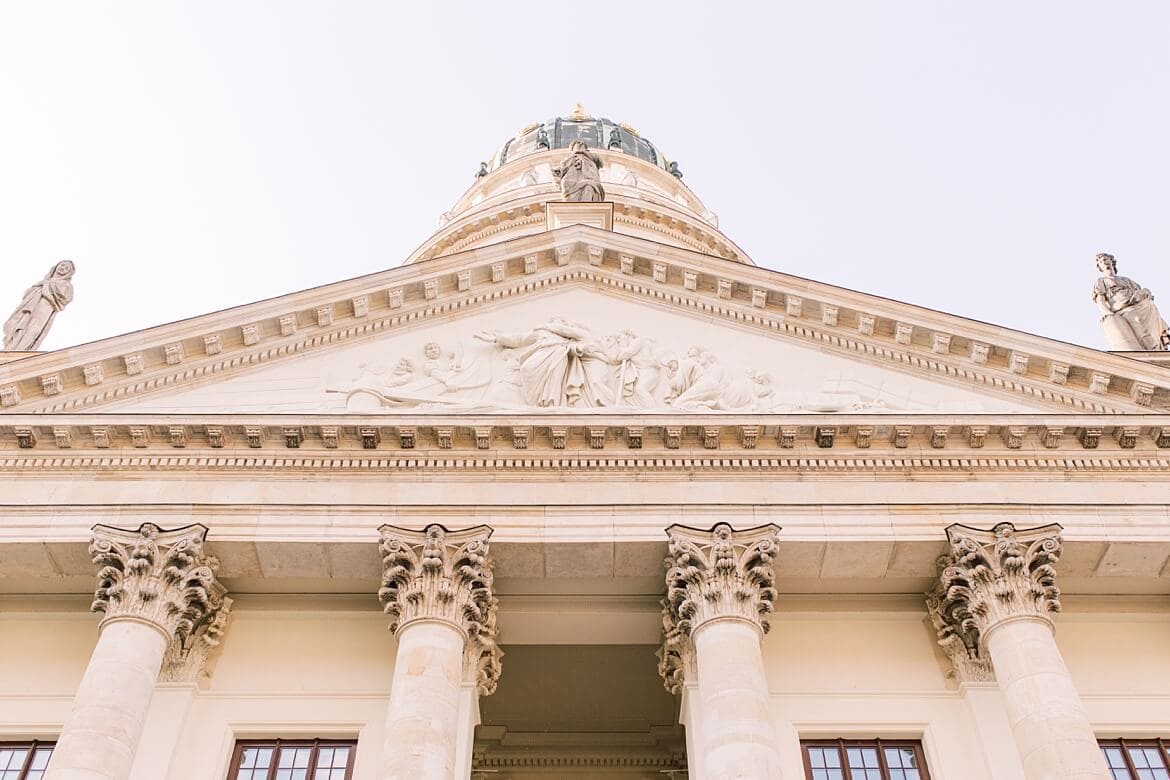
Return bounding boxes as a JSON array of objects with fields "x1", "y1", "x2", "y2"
[{"x1": 330, "y1": 318, "x2": 899, "y2": 414}]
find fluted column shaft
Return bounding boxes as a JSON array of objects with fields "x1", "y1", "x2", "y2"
[
  {"x1": 937, "y1": 523, "x2": 1108, "y2": 780},
  {"x1": 48, "y1": 523, "x2": 224, "y2": 780},
  {"x1": 378, "y1": 524, "x2": 500, "y2": 780},
  {"x1": 660, "y1": 522, "x2": 783, "y2": 780}
]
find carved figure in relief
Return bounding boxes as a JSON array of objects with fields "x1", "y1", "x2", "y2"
[
  {"x1": 1092, "y1": 253, "x2": 1170, "y2": 351},
  {"x1": 474, "y1": 318, "x2": 611, "y2": 407},
  {"x1": 3, "y1": 260, "x2": 75, "y2": 351},
  {"x1": 331, "y1": 320, "x2": 908, "y2": 414},
  {"x1": 336, "y1": 341, "x2": 492, "y2": 409},
  {"x1": 552, "y1": 140, "x2": 605, "y2": 202}
]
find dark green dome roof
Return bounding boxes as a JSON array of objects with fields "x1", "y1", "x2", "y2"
[{"x1": 484, "y1": 107, "x2": 680, "y2": 178}]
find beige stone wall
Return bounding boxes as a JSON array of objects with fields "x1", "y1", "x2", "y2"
[{"x1": 2, "y1": 597, "x2": 1168, "y2": 779}]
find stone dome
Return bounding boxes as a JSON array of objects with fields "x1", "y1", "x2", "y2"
[{"x1": 483, "y1": 105, "x2": 681, "y2": 178}]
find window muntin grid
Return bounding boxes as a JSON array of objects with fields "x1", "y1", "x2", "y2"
[
  {"x1": 802, "y1": 739, "x2": 931, "y2": 780},
  {"x1": 1100, "y1": 739, "x2": 1170, "y2": 780},
  {"x1": 229, "y1": 739, "x2": 355, "y2": 780},
  {"x1": 0, "y1": 742, "x2": 54, "y2": 780}
]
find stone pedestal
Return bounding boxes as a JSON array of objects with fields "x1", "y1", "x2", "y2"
[
  {"x1": 47, "y1": 523, "x2": 225, "y2": 780},
  {"x1": 377, "y1": 524, "x2": 501, "y2": 780},
  {"x1": 934, "y1": 522, "x2": 1109, "y2": 780},
  {"x1": 659, "y1": 522, "x2": 784, "y2": 780}
]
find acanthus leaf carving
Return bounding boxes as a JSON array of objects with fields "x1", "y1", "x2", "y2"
[
  {"x1": 159, "y1": 595, "x2": 233, "y2": 684},
  {"x1": 926, "y1": 559, "x2": 994, "y2": 684},
  {"x1": 89, "y1": 523, "x2": 226, "y2": 647},
  {"x1": 936, "y1": 522, "x2": 1062, "y2": 648},
  {"x1": 659, "y1": 522, "x2": 780, "y2": 693},
  {"x1": 378, "y1": 523, "x2": 501, "y2": 696}
]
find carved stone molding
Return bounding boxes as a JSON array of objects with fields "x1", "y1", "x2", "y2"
[
  {"x1": 935, "y1": 522, "x2": 1062, "y2": 646},
  {"x1": 89, "y1": 523, "x2": 227, "y2": 646},
  {"x1": 378, "y1": 523, "x2": 501, "y2": 695},
  {"x1": 4, "y1": 247, "x2": 1161, "y2": 419},
  {"x1": 659, "y1": 522, "x2": 780, "y2": 691},
  {"x1": 159, "y1": 595, "x2": 234, "y2": 684},
  {"x1": 925, "y1": 561, "x2": 994, "y2": 684}
]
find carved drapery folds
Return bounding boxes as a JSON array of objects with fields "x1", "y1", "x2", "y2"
[
  {"x1": 935, "y1": 522, "x2": 1062, "y2": 650},
  {"x1": 378, "y1": 523, "x2": 501, "y2": 695},
  {"x1": 659, "y1": 522, "x2": 780, "y2": 692},
  {"x1": 90, "y1": 522, "x2": 227, "y2": 645}
]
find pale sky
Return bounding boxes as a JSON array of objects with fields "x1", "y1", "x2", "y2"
[{"x1": 1, "y1": 2, "x2": 1168, "y2": 353}]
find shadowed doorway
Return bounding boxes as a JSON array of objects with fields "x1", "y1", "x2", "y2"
[{"x1": 473, "y1": 644, "x2": 688, "y2": 779}]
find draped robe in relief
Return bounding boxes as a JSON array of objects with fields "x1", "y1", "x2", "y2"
[{"x1": 491, "y1": 321, "x2": 612, "y2": 407}]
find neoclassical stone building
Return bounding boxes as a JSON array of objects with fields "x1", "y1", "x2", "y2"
[{"x1": 2, "y1": 109, "x2": 1169, "y2": 780}]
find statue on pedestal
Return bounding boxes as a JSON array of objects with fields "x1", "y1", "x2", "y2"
[
  {"x1": 3, "y1": 260, "x2": 76, "y2": 351},
  {"x1": 1091, "y1": 253, "x2": 1169, "y2": 351},
  {"x1": 553, "y1": 140, "x2": 605, "y2": 202}
]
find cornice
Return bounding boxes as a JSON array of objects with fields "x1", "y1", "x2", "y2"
[
  {"x1": 1, "y1": 225, "x2": 1168, "y2": 417},
  {"x1": 1, "y1": 414, "x2": 1168, "y2": 475}
]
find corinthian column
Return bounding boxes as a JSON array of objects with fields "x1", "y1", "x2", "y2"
[
  {"x1": 48, "y1": 523, "x2": 226, "y2": 780},
  {"x1": 378, "y1": 524, "x2": 500, "y2": 780},
  {"x1": 935, "y1": 523, "x2": 1109, "y2": 780},
  {"x1": 660, "y1": 522, "x2": 783, "y2": 780}
]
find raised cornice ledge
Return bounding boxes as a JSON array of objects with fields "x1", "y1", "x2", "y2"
[
  {"x1": 90, "y1": 522, "x2": 227, "y2": 645},
  {"x1": 660, "y1": 522, "x2": 780, "y2": 692},
  {"x1": 936, "y1": 522, "x2": 1063, "y2": 645},
  {"x1": 378, "y1": 523, "x2": 501, "y2": 695},
  {"x1": 2, "y1": 225, "x2": 1167, "y2": 415}
]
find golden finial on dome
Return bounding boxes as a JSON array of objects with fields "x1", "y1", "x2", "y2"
[{"x1": 567, "y1": 103, "x2": 590, "y2": 121}]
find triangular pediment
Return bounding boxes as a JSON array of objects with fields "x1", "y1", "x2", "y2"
[
  {"x1": 2, "y1": 224, "x2": 1167, "y2": 416},
  {"x1": 94, "y1": 286, "x2": 1049, "y2": 415}
]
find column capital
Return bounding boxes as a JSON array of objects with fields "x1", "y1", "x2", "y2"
[
  {"x1": 378, "y1": 523, "x2": 501, "y2": 695},
  {"x1": 926, "y1": 556, "x2": 994, "y2": 684},
  {"x1": 90, "y1": 522, "x2": 227, "y2": 645},
  {"x1": 937, "y1": 522, "x2": 1063, "y2": 643},
  {"x1": 159, "y1": 595, "x2": 234, "y2": 684},
  {"x1": 659, "y1": 522, "x2": 780, "y2": 691}
]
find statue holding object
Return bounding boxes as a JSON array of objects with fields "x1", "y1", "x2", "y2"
[{"x1": 552, "y1": 140, "x2": 605, "y2": 202}]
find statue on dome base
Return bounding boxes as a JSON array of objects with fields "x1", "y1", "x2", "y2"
[
  {"x1": 3, "y1": 260, "x2": 76, "y2": 351},
  {"x1": 553, "y1": 140, "x2": 605, "y2": 202},
  {"x1": 1092, "y1": 253, "x2": 1169, "y2": 351}
]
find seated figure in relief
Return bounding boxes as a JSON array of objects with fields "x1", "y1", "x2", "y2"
[{"x1": 1092, "y1": 253, "x2": 1170, "y2": 351}]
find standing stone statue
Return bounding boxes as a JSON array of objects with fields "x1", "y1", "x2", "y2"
[
  {"x1": 1091, "y1": 253, "x2": 1169, "y2": 351},
  {"x1": 553, "y1": 140, "x2": 605, "y2": 202},
  {"x1": 3, "y1": 260, "x2": 76, "y2": 351}
]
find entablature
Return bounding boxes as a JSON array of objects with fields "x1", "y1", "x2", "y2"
[{"x1": 2, "y1": 413, "x2": 1169, "y2": 477}]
